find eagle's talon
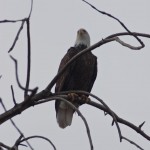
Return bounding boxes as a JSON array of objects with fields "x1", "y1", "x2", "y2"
[
  {"x1": 68, "y1": 93, "x2": 79, "y2": 102},
  {"x1": 80, "y1": 95, "x2": 90, "y2": 103}
]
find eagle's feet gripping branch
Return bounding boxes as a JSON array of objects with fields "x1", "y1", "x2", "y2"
[
  {"x1": 80, "y1": 94, "x2": 90, "y2": 104},
  {"x1": 67, "y1": 93, "x2": 90, "y2": 104},
  {"x1": 67, "y1": 93, "x2": 79, "y2": 102}
]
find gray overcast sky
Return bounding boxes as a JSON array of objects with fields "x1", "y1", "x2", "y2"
[{"x1": 0, "y1": 0, "x2": 150, "y2": 149}]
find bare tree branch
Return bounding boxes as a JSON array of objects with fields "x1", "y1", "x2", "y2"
[
  {"x1": 28, "y1": 0, "x2": 33, "y2": 18},
  {"x1": 10, "y1": 55, "x2": 33, "y2": 92},
  {"x1": 24, "y1": 19, "x2": 31, "y2": 98},
  {"x1": 20, "y1": 135, "x2": 56, "y2": 150},
  {"x1": 0, "y1": 19, "x2": 27, "y2": 23},
  {"x1": 106, "y1": 32, "x2": 150, "y2": 39},
  {"x1": 11, "y1": 85, "x2": 17, "y2": 106},
  {"x1": 114, "y1": 37, "x2": 143, "y2": 50},
  {"x1": 82, "y1": 0, "x2": 144, "y2": 49},
  {"x1": 8, "y1": 20, "x2": 26, "y2": 53},
  {"x1": 139, "y1": 121, "x2": 145, "y2": 129},
  {"x1": 0, "y1": 142, "x2": 11, "y2": 150},
  {"x1": 122, "y1": 136, "x2": 144, "y2": 150}
]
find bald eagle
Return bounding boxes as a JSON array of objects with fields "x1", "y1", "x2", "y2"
[{"x1": 55, "y1": 28, "x2": 97, "y2": 128}]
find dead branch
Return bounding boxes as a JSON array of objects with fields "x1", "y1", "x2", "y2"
[
  {"x1": 106, "y1": 32, "x2": 150, "y2": 39},
  {"x1": 0, "y1": 19, "x2": 26, "y2": 23},
  {"x1": 24, "y1": 19, "x2": 31, "y2": 98},
  {"x1": 122, "y1": 136, "x2": 144, "y2": 150},
  {"x1": 10, "y1": 55, "x2": 34, "y2": 93},
  {"x1": 20, "y1": 135, "x2": 56, "y2": 150},
  {"x1": 109, "y1": 37, "x2": 143, "y2": 50},
  {"x1": 11, "y1": 85, "x2": 17, "y2": 106},
  {"x1": 8, "y1": 20, "x2": 26, "y2": 53}
]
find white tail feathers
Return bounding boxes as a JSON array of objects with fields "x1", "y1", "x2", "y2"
[{"x1": 56, "y1": 102, "x2": 74, "y2": 128}]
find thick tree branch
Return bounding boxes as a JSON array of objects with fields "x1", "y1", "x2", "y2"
[
  {"x1": 0, "y1": 98, "x2": 34, "y2": 150},
  {"x1": 0, "y1": 142, "x2": 11, "y2": 150}
]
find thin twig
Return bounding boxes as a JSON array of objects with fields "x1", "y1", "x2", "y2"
[
  {"x1": 114, "y1": 37, "x2": 143, "y2": 50},
  {"x1": 20, "y1": 135, "x2": 56, "y2": 150},
  {"x1": 10, "y1": 55, "x2": 33, "y2": 92},
  {"x1": 8, "y1": 21, "x2": 26, "y2": 53},
  {"x1": 11, "y1": 85, "x2": 17, "y2": 105},
  {"x1": 82, "y1": 0, "x2": 144, "y2": 49},
  {"x1": 139, "y1": 121, "x2": 145, "y2": 129},
  {"x1": 24, "y1": 19, "x2": 31, "y2": 98},
  {"x1": 28, "y1": 0, "x2": 34, "y2": 18},
  {"x1": 35, "y1": 97, "x2": 94, "y2": 150},
  {"x1": 122, "y1": 136, "x2": 144, "y2": 150},
  {"x1": 0, "y1": 19, "x2": 26, "y2": 23},
  {"x1": 106, "y1": 32, "x2": 150, "y2": 39}
]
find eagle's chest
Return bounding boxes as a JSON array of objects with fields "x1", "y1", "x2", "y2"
[
  {"x1": 75, "y1": 54, "x2": 92, "y2": 75},
  {"x1": 70, "y1": 53, "x2": 94, "y2": 89}
]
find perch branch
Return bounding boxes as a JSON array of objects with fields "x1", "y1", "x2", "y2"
[
  {"x1": 46, "y1": 37, "x2": 117, "y2": 91},
  {"x1": 46, "y1": 31, "x2": 149, "y2": 92},
  {"x1": 53, "y1": 91, "x2": 150, "y2": 143}
]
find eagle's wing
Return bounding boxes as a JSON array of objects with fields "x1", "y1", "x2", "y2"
[
  {"x1": 55, "y1": 47, "x2": 77, "y2": 93},
  {"x1": 87, "y1": 54, "x2": 97, "y2": 92},
  {"x1": 55, "y1": 47, "x2": 79, "y2": 128}
]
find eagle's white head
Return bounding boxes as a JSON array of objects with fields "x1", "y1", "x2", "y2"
[{"x1": 74, "y1": 28, "x2": 90, "y2": 48}]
